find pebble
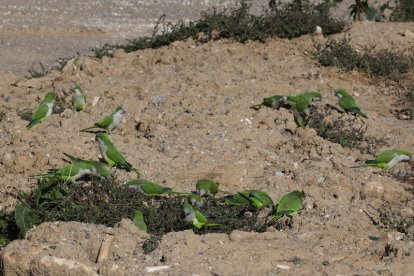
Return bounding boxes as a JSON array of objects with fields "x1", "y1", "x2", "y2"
[
  {"x1": 145, "y1": 266, "x2": 170, "y2": 273},
  {"x1": 152, "y1": 95, "x2": 163, "y2": 106},
  {"x1": 276, "y1": 264, "x2": 290, "y2": 270},
  {"x1": 92, "y1": 96, "x2": 100, "y2": 107},
  {"x1": 361, "y1": 181, "x2": 385, "y2": 199}
]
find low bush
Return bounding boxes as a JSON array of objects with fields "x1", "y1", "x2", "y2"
[{"x1": 93, "y1": 0, "x2": 346, "y2": 58}]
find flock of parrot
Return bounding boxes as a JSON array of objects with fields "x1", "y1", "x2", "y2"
[{"x1": 23, "y1": 84, "x2": 411, "y2": 230}]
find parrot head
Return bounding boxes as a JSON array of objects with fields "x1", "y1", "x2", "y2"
[
  {"x1": 44, "y1": 92, "x2": 55, "y2": 101},
  {"x1": 95, "y1": 132, "x2": 109, "y2": 142},
  {"x1": 335, "y1": 88, "x2": 347, "y2": 99}
]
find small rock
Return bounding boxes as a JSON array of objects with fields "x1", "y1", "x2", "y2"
[
  {"x1": 60, "y1": 108, "x2": 73, "y2": 118},
  {"x1": 92, "y1": 96, "x2": 100, "y2": 107},
  {"x1": 113, "y1": 49, "x2": 127, "y2": 58},
  {"x1": 399, "y1": 208, "x2": 414, "y2": 218},
  {"x1": 145, "y1": 266, "x2": 170, "y2": 273},
  {"x1": 293, "y1": 162, "x2": 299, "y2": 169},
  {"x1": 152, "y1": 95, "x2": 164, "y2": 106},
  {"x1": 313, "y1": 26, "x2": 323, "y2": 36},
  {"x1": 361, "y1": 181, "x2": 385, "y2": 200},
  {"x1": 30, "y1": 256, "x2": 98, "y2": 276},
  {"x1": 317, "y1": 176, "x2": 326, "y2": 183},
  {"x1": 244, "y1": 211, "x2": 253, "y2": 218},
  {"x1": 404, "y1": 29, "x2": 414, "y2": 39},
  {"x1": 1, "y1": 242, "x2": 44, "y2": 275},
  {"x1": 275, "y1": 170, "x2": 285, "y2": 176},
  {"x1": 276, "y1": 264, "x2": 290, "y2": 270}
]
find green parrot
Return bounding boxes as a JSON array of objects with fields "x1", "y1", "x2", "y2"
[
  {"x1": 195, "y1": 179, "x2": 219, "y2": 196},
  {"x1": 335, "y1": 88, "x2": 368, "y2": 118},
  {"x1": 81, "y1": 106, "x2": 125, "y2": 132},
  {"x1": 182, "y1": 203, "x2": 219, "y2": 229},
  {"x1": 30, "y1": 161, "x2": 101, "y2": 183},
  {"x1": 95, "y1": 132, "x2": 138, "y2": 173},
  {"x1": 62, "y1": 152, "x2": 111, "y2": 179},
  {"x1": 187, "y1": 193, "x2": 204, "y2": 208},
  {"x1": 72, "y1": 84, "x2": 87, "y2": 112},
  {"x1": 269, "y1": 190, "x2": 305, "y2": 222},
  {"x1": 251, "y1": 95, "x2": 287, "y2": 110},
  {"x1": 26, "y1": 92, "x2": 55, "y2": 130},
  {"x1": 285, "y1": 91, "x2": 321, "y2": 127},
  {"x1": 285, "y1": 91, "x2": 321, "y2": 112},
  {"x1": 225, "y1": 190, "x2": 273, "y2": 209},
  {"x1": 127, "y1": 179, "x2": 187, "y2": 195},
  {"x1": 353, "y1": 150, "x2": 411, "y2": 170},
  {"x1": 132, "y1": 210, "x2": 148, "y2": 232}
]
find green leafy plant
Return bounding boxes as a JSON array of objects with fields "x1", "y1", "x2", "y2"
[{"x1": 14, "y1": 204, "x2": 40, "y2": 237}]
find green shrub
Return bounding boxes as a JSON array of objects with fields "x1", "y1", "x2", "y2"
[
  {"x1": 93, "y1": 0, "x2": 346, "y2": 58},
  {"x1": 313, "y1": 37, "x2": 414, "y2": 78},
  {"x1": 391, "y1": 0, "x2": 414, "y2": 21},
  {"x1": 307, "y1": 106, "x2": 388, "y2": 154}
]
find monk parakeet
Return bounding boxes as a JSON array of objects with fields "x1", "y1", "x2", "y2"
[
  {"x1": 187, "y1": 193, "x2": 204, "y2": 208},
  {"x1": 353, "y1": 150, "x2": 411, "y2": 170},
  {"x1": 133, "y1": 210, "x2": 148, "y2": 232},
  {"x1": 26, "y1": 92, "x2": 55, "y2": 130},
  {"x1": 269, "y1": 190, "x2": 304, "y2": 222},
  {"x1": 285, "y1": 91, "x2": 321, "y2": 127},
  {"x1": 30, "y1": 161, "x2": 101, "y2": 183},
  {"x1": 95, "y1": 133, "x2": 138, "y2": 173},
  {"x1": 81, "y1": 106, "x2": 125, "y2": 132},
  {"x1": 285, "y1": 91, "x2": 321, "y2": 112},
  {"x1": 127, "y1": 179, "x2": 187, "y2": 195},
  {"x1": 335, "y1": 88, "x2": 368, "y2": 118},
  {"x1": 225, "y1": 190, "x2": 273, "y2": 209},
  {"x1": 62, "y1": 152, "x2": 111, "y2": 179},
  {"x1": 72, "y1": 84, "x2": 87, "y2": 112},
  {"x1": 182, "y1": 203, "x2": 219, "y2": 229},
  {"x1": 196, "y1": 179, "x2": 219, "y2": 196},
  {"x1": 251, "y1": 95, "x2": 287, "y2": 110}
]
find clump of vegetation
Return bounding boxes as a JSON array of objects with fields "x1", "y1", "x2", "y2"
[
  {"x1": 0, "y1": 111, "x2": 6, "y2": 123},
  {"x1": 17, "y1": 109, "x2": 33, "y2": 122},
  {"x1": 307, "y1": 106, "x2": 387, "y2": 154},
  {"x1": 313, "y1": 37, "x2": 414, "y2": 79},
  {"x1": 380, "y1": 210, "x2": 414, "y2": 236},
  {"x1": 391, "y1": 0, "x2": 414, "y2": 22},
  {"x1": 348, "y1": 0, "x2": 391, "y2": 21},
  {"x1": 93, "y1": 0, "x2": 345, "y2": 58},
  {"x1": 0, "y1": 212, "x2": 19, "y2": 248},
  {"x1": 27, "y1": 62, "x2": 48, "y2": 79},
  {"x1": 7, "y1": 178, "x2": 268, "y2": 250}
]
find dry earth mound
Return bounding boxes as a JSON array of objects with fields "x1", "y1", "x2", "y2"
[{"x1": 1, "y1": 22, "x2": 414, "y2": 275}]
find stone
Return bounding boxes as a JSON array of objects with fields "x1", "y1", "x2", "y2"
[
  {"x1": 30, "y1": 256, "x2": 98, "y2": 276},
  {"x1": 1, "y1": 242, "x2": 44, "y2": 275}
]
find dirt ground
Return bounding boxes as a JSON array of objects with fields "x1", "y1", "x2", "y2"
[{"x1": 1, "y1": 1, "x2": 414, "y2": 275}]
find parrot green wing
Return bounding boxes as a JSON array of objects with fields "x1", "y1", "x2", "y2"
[
  {"x1": 105, "y1": 143, "x2": 134, "y2": 171},
  {"x1": 133, "y1": 210, "x2": 148, "y2": 232},
  {"x1": 128, "y1": 179, "x2": 172, "y2": 195},
  {"x1": 196, "y1": 179, "x2": 219, "y2": 195},
  {"x1": 374, "y1": 151, "x2": 396, "y2": 163},
  {"x1": 270, "y1": 190, "x2": 304, "y2": 221},
  {"x1": 27, "y1": 103, "x2": 50, "y2": 129}
]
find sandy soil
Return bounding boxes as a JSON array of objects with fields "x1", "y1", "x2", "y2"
[
  {"x1": 0, "y1": 0, "x2": 269, "y2": 75},
  {"x1": 1, "y1": 20, "x2": 414, "y2": 274}
]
